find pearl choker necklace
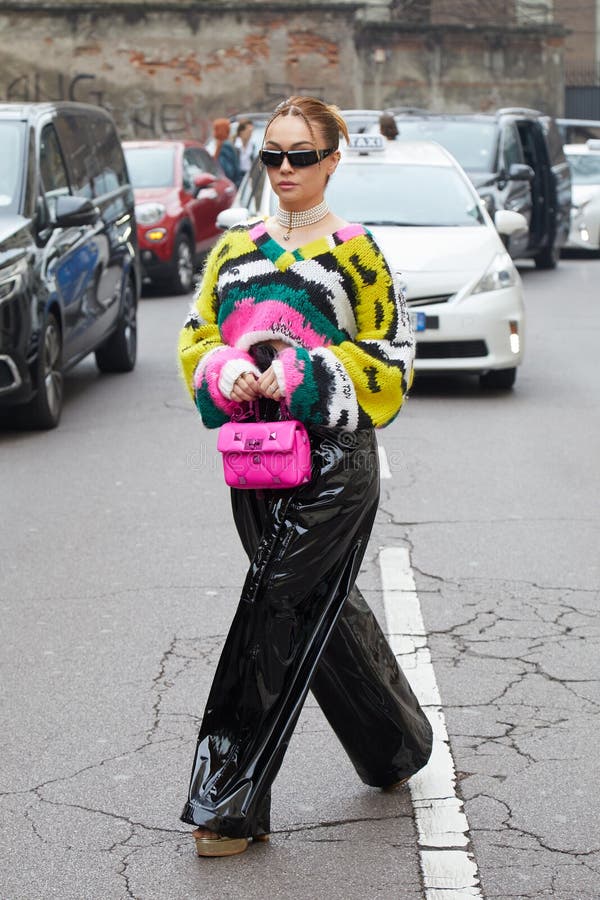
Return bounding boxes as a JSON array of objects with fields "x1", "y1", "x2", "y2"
[{"x1": 276, "y1": 201, "x2": 329, "y2": 241}]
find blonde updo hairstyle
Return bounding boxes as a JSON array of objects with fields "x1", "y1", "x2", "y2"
[{"x1": 264, "y1": 96, "x2": 350, "y2": 150}]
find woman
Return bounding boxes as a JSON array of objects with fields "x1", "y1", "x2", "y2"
[
  {"x1": 178, "y1": 96, "x2": 433, "y2": 858},
  {"x1": 234, "y1": 118, "x2": 256, "y2": 179},
  {"x1": 211, "y1": 117, "x2": 242, "y2": 186}
]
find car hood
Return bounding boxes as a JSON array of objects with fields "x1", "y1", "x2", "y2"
[
  {"x1": 0, "y1": 215, "x2": 31, "y2": 266},
  {"x1": 133, "y1": 187, "x2": 178, "y2": 205},
  {"x1": 368, "y1": 224, "x2": 507, "y2": 300},
  {"x1": 369, "y1": 223, "x2": 502, "y2": 272},
  {"x1": 467, "y1": 171, "x2": 497, "y2": 190}
]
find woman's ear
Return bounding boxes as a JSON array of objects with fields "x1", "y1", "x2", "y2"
[{"x1": 327, "y1": 149, "x2": 341, "y2": 176}]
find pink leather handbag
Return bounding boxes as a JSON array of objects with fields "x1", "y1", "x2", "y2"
[{"x1": 217, "y1": 411, "x2": 311, "y2": 490}]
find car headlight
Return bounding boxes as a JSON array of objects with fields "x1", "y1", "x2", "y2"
[
  {"x1": 470, "y1": 252, "x2": 517, "y2": 295},
  {"x1": 135, "y1": 202, "x2": 166, "y2": 225},
  {"x1": 0, "y1": 255, "x2": 28, "y2": 303}
]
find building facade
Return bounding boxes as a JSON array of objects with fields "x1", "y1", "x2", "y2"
[
  {"x1": 553, "y1": 0, "x2": 600, "y2": 116},
  {"x1": 0, "y1": 0, "x2": 568, "y2": 139}
]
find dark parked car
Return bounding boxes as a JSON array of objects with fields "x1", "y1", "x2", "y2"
[
  {"x1": 393, "y1": 107, "x2": 572, "y2": 268},
  {"x1": 123, "y1": 140, "x2": 236, "y2": 294},
  {"x1": 0, "y1": 102, "x2": 140, "y2": 429}
]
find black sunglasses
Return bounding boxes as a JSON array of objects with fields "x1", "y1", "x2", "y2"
[{"x1": 259, "y1": 148, "x2": 335, "y2": 168}]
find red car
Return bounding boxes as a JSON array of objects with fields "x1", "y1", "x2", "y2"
[{"x1": 123, "y1": 140, "x2": 237, "y2": 294}]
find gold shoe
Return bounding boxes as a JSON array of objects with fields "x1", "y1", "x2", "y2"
[
  {"x1": 192, "y1": 828, "x2": 249, "y2": 858},
  {"x1": 381, "y1": 775, "x2": 411, "y2": 792}
]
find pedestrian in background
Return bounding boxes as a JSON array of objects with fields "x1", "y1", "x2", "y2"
[
  {"x1": 211, "y1": 117, "x2": 242, "y2": 186},
  {"x1": 234, "y1": 118, "x2": 256, "y2": 180},
  {"x1": 379, "y1": 112, "x2": 399, "y2": 141},
  {"x1": 178, "y1": 95, "x2": 433, "y2": 858}
]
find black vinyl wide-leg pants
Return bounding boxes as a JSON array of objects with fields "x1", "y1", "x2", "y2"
[{"x1": 180, "y1": 428, "x2": 433, "y2": 838}]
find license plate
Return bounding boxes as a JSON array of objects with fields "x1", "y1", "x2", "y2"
[{"x1": 410, "y1": 311, "x2": 427, "y2": 332}]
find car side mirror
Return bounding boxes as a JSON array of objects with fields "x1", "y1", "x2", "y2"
[
  {"x1": 508, "y1": 163, "x2": 534, "y2": 182},
  {"x1": 494, "y1": 209, "x2": 529, "y2": 236},
  {"x1": 194, "y1": 172, "x2": 216, "y2": 192},
  {"x1": 54, "y1": 195, "x2": 99, "y2": 228},
  {"x1": 216, "y1": 207, "x2": 250, "y2": 230}
]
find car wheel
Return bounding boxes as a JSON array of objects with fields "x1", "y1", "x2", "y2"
[
  {"x1": 95, "y1": 279, "x2": 137, "y2": 373},
  {"x1": 479, "y1": 367, "x2": 517, "y2": 390},
  {"x1": 534, "y1": 242, "x2": 559, "y2": 269},
  {"x1": 22, "y1": 311, "x2": 63, "y2": 429},
  {"x1": 170, "y1": 232, "x2": 194, "y2": 294}
]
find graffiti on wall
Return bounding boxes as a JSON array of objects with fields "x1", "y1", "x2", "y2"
[
  {"x1": 0, "y1": 71, "x2": 324, "y2": 141},
  {"x1": 3, "y1": 70, "x2": 326, "y2": 139},
  {"x1": 4, "y1": 70, "x2": 212, "y2": 140}
]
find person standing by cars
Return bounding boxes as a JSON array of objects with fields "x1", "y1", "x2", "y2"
[
  {"x1": 234, "y1": 118, "x2": 256, "y2": 180},
  {"x1": 210, "y1": 117, "x2": 242, "y2": 186},
  {"x1": 177, "y1": 96, "x2": 433, "y2": 858},
  {"x1": 379, "y1": 112, "x2": 399, "y2": 141}
]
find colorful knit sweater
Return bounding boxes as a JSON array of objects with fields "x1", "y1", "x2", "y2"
[{"x1": 178, "y1": 220, "x2": 415, "y2": 431}]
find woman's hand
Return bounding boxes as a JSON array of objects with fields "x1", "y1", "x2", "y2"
[
  {"x1": 257, "y1": 366, "x2": 283, "y2": 401},
  {"x1": 230, "y1": 372, "x2": 260, "y2": 403}
]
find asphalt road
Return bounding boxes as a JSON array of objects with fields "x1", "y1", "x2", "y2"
[{"x1": 1, "y1": 255, "x2": 598, "y2": 900}]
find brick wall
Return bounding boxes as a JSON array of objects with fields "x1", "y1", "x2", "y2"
[
  {"x1": 358, "y1": 23, "x2": 565, "y2": 113},
  {"x1": 0, "y1": 2, "x2": 567, "y2": 138},
  {"x1": 554, "y1": 0, "x2": 597, "y2": 65}
]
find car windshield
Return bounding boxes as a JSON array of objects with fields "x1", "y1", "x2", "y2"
[
  {"x1": 0, "y1": 121, "x2": 26, "y2": 215},
  {"x1": 566, "y1": 153, "x2": 600, "y2": 185},
  {"x1": 124, "y1": 146, "x2": 175, "y2": 188},
  {"x1": 342, "y1": 113, "x2": 381, "y2": 134},
  {"x1": 394, "y1": 120, "x2": 497, "y2": 172},
  {"x1": 325, "y1": 162, "x2": 485, "y2": 227}
]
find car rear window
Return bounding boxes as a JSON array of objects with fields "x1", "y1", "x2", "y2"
[
  {"x1": 0, "y1": 121, "x2": 26, "y2": 215},
  {"x1": 124, "y1": 146, "x2": 176, "y2": 188},
  {"x1": 327, "y1": 162, "x2": 484, "y2": 227},
  {"x1": 395, "y1": 120, "x2": 497, "y2": 172}
]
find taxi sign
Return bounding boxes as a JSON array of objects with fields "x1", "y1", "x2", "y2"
[{"x1": 346, "y1": 134, "x2": 386, "y2": 152}]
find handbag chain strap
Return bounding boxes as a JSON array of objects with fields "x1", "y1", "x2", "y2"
[{"x1": 231, "y1": 400, "x2": 291, "y2": 423}]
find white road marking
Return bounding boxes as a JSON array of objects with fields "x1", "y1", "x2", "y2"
[
  {"x1": 378, "y1": 444, "x2": 392, "y2": 479},
  {"x1": 379, "y1": 546, "x2": 483, "y2": 900}
]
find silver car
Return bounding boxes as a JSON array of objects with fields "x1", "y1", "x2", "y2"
[{"x1": 565, "y1": 140, "x2": 600, "y2": 255}]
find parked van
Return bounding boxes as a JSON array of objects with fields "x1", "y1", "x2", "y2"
[
  {"x1": 394, "y1": 107, "x2": 571, "y2": 269},
  {"x1": 0, "y1": 102, "x2": 140, "y2": 429}
]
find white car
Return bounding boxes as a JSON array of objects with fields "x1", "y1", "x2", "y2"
[
  {"x1": 220, "y1": 135, "x2": 527, "y2": 389},
  {"x1": 564, "y1": 140, "x2": 600, "y2": 254}
]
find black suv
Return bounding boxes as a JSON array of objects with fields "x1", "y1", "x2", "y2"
[
  {"x1": 394, "y1": 107, "x2": 571, "y2": 269},
  {"x1": 0, "y1": 102, "x2": 140, "y2": 429}
]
